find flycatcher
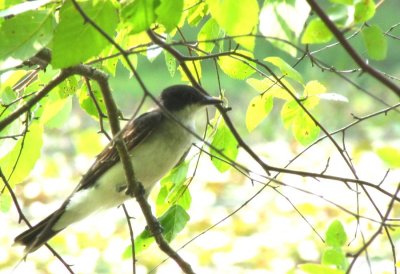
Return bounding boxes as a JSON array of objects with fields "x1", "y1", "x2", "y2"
[{"x1": 14, "y1": 84, "x2": 222, "y2": 252}]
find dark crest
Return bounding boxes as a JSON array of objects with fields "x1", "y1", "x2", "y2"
[{"x1": 160, "y1": 85, "x2": 206, "y2": 111}]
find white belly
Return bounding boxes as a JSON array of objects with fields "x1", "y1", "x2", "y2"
[{"x1": 53, "y1": 120, "x2": 194, "y2": 230}]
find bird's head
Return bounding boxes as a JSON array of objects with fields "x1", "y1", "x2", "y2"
[{"x1": 160, "y1": 85, "x2": 222, "y2": 113}]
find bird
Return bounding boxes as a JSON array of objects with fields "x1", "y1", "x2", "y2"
[{"x1": 14, "y1": 84, "x2": 222, "y2": 253}]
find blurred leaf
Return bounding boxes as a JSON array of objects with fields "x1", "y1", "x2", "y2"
[
  {"x1": 245, "y1": 94, "x2": 273, "y2": 132},
  {"x1": 326, "y1": 220, "x2": 347, "y2": 247},
  {"x1": 218, "y1": 50, "x2": 255, "y2": 80},
  {"x1": 304, "y1": 80, "x2": 326, "y2": 96},
  {"x1": 292, "y1": 112, "x2": 320, "y2": 146},
  {"x1": 361, "y1": 25, "x2": 387, "y2": 61},
  {"x1": 207, "y1": 0, "x2": 259, "y2": 36},
  {"x1": 281, "y1": 100, "x2": 299, "y2": 129},
  {"x1": 299, "y1": 263, "x2": 345, "y2": 274},
  {"x1": 301, "y1": 18, "x2": 333, "y2": 44},
  {"x1": 0, "y1": 122, "x2": 43, "y2": 186},
  {"x1": 0, "y1": 193, "x2": 12, "y2": 213},
  {"x1": 198, "y1": 18, "x2": 221, "y2": 53},
  {"x1": 155, "y1": 0, "x2": 183, "y2": 32},
  {"x1": 318, "y1": 93, "x2": 348, "y2": 103},
  {"x1": 121, "y1": 0, "x2": 157, "y2": 34},
  {"x1": 164, "y1": 50, "x2": 176, "y2": 77},
  {"x1": 74, "y1": 129, "x2": 104, "y2": 157},
  {"x1": 58, "y1": 76, "x2": 79, "y2": 98},
  {"x1": 354, "y1": 0, "x2": 375, "y2": 23},
  {"x1": 52, "y1": 0, "x2": 118, "y2": 68},
  {"x1": 246, "y1": 77, "x2": 293, "y2": 100},
  {"x1": 187, "y1": 1, "x2": 207, "y2": 26},
  {"x1": 0, "y1": 10, "x2": 55, "y2": 70},
  {"x1": 41, "y1": 96, "x2": 72, "y2": 129},
  {"x1": 322, "y1": 247, "x2": 348, "y2": 270},
  {"x1": 178, "y1": 60, "x2": 202, "y2": 82},
  {"x1": 264, "y1": 56, "x2": 304, "y2": 84},
  {"x1": 210, "y1": 119, "x2": 238, "y2": 172},
  {"x1": 376, "y1": 146, "x2": 400, "y2": 168}
]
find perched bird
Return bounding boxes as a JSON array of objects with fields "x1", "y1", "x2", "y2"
[{"x1": 14, "y1": 85, "x2": 222, "y2": 253}]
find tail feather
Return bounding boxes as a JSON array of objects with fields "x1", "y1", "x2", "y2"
[{"x1": 14, "y1": 208, "x2": 65, "y2": 253}]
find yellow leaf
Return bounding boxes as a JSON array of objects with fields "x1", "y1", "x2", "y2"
[{"x1": 245, "y1": 94, "x2": 273, "y2": 132}]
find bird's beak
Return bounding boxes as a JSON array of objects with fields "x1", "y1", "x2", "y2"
[{"x1": 201, "y1": 95, "x2": 223, "y2": 106}]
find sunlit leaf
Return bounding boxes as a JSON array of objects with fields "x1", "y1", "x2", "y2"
[
  {"x1": 198, "y1": 18, "x2": 221, "y2": 53},
  {"x1": 218, "y1": 50, "x2": 255, "y2": 80},
  {"x1": 121, "y1": 0, "x2": 157, "y2": 34},
  {"x1": 318, "y1": 93, "x2": 348, "y2": 103},
  {"x1": 264, "y1": 56, "x2": 304, "y2": 84},
  {"x1": 0, "y1": 10, "x2": 55, "y2": 70},
  {"x1": 0, "y1": 122, "x2": 43, "y2": 186},
  {"x1": 157, "y1": 161, "x2": 190, "y2": 215},
  {"x1": 292, "y1": 112, "x2": 320, "y2": 146},
  {"x1": 41, "y1": 96, "x2": 72, "y2": 129},
  {"x1": 322, "y1": 247, "x2": 348, "y2": 270},
  {"x1": 281, "y1": 100, "x2": 299, "y2": 129},
  {"x1": 77, "y1": 82, "x2": 107, "y2": 120},
  {"x1": 301, "y1": 18, "x2": 333, "y2": 44},
  {"x1": 245, "y1": 94, "x2": 273, "y2": 132},
  {"x1": 246, "y1": 77, "x2": 293, "y2": 100},
  {"x1": 155, "y1": 0, "x2": 183, "y2": 32},
  {"x1": 178, "y1": 60, "x2": 202, "y2": 82},
  {"x1": 210, "y1": 119, "x2": 238, "y2": 172},
  {"x1": 186, "y1": 1, "x2": 207, "y2": 26},
  {"x1": 207, "y1": 0, "x2": 259, "y2": 36},
  {"x1": 354, "y1": 0, "x2": 375, "y2": 23},
  {"x1": 0, "y1": 0, "x2": 52, "y2": 17},
  {"x1": 361, "y1": 24, "x2": 387, "y2": 61},
  {"x1": 326, "y1": 220, "x2": 347, "y2": 247},
  {"x1": 299, "y1": 263, "x2": 345, "y2": 274},
  {"x1": 52, "y1": 0, "x2": 118, "y2": 68},
  {"x1": 74, "y1": 129, "x2": 104, "y2": 157},
  {"x1": 376, "y1": 146, "x2": 400, "y2": 168}
]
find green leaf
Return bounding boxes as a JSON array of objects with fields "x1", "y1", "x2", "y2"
[
  {"x1": 74, "y1": 129, "x2": 104, "y2": 157},
  {"x1": 0, "y1": 192, "x2": 12, "y2": 213},
  {"x1": 186, "y1": 1, "x2": 207, "y2": 26},
  {"x1": 376, "y1": 146, "x2": 400, "y2": 168},
  {"x1": 210, "y1": 119, "x2": 239, "y2": 172},
  {"x1": 41, "y1": 95, "x2": 72, "y2": 129},
  {"x1": 178, "y1": 60, "x2": 202, "y2": 82},
  {"x1": 218, "y1": 50, "x2": 255, "y2": 80},
  {"x1": 299, "y1": 263, "x2": 345, "y2": 274},
  {"x1": 198, "y1": 18, "x2": 221, "y2": 53},
  {"x1": 246, "y1": 77, "x2": 293, "y2": 100},
  {"x1": 245, "y1": 94, "x2": 273, "y2": 132},
  {"x1": 354, "y1": 0, "x2": 375, "y2": 23},
  {"x1": 158, "y1": 205, "x2": 190, "y2": 242},
  {"x1": 0, "y1": 10, "x2": 55, "y2": 70},
  {"x1": 206, "y1": 0, "x2": 259, "y2": 36},
  {"x1": 156, "y1": 161, "x2": 191, "y2": 215},
  {"x1": 264, "y1": 56, "x2": 304, "y2": 84},
  {"x1": 77, "y1": 82, "x2": 107, "y2": 120},
  {"x1": 326, "y1": 220, "x2": 347, "y2": 247},
  {"x1": 52, "y1": 0, "x2": 118, "y2": 68},
  {"x1": 322, "y1": 247, "x2": 348, "y2": 270},
  {"x1": 292, "y1": 112, "x2": 320, "y2": 146},
  {"x1": 302, "y1": 80, "x2": 326, "y2": 109},
  {"x1": 131, "y1": 205, "x2": 189, "y2": 254},
  {"x1": 164, "y1": 50, "x2": 176, "y2": 77},
  {"x1": 121, "y1": 0, "x2": 157, "y2": 34},
  {"x1": 361, "y1": 25, "x2": 387, "y2": 61},
  {"x1": 0, "y1": 122, "x2": 43, "y2": 186},
  {"x1": 155, "y1": 0, "x2": 183, "y2": 32},
  {"x1": 281, "y1": 100, "x2": 300, "y2": 129},
  {"x1": 301, "y1": 18, "x2": 333, "y2": 44}
]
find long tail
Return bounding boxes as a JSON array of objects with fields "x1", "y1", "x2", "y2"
[{"x1": 14, "y1": 208, "x2": 65, "y2": 253}]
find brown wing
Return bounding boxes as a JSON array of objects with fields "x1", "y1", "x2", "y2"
[{"x1": 76, "y1": 111, "x2": 164, "y2": 191}]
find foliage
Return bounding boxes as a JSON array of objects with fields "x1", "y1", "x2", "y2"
[{"x1": 0, "y1": 0, "x2": 399, "y2": 273}]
